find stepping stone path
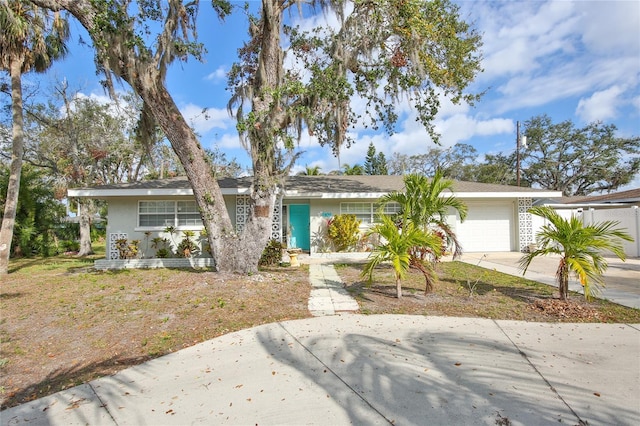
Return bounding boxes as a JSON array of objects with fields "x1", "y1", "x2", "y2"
[{"x1": 308, "y1": 263, "x2": 359, "y2": 316}]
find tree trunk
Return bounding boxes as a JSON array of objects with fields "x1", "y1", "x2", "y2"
[
  {"x1": 77, "y1": 199, "x2": 94, "y2": 256},
  {"x1": 557, "y1": 259, "x2": 569, "y2": 301},
  {"x1": 29, "y1": 0, "x2": 279, "y2": 273},
  {"x1": 396, "y1": 276, "x2": 403, "y2": 299},
  {"x1": 139, "y1": 65, "x2": 277, "y2": 274},
  {"x1": 214, "y1": 0, "x2": 285, "y2": 273},
  {"x1": 139, "y1": 79, "x2": 245, "y2": 271},
  {"x1": 0, "y1": 59, "x2": 25, "y2": 275}
]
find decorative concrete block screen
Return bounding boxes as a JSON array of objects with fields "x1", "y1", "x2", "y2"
[
  {"x1": 108, "y1": 233, "x2": 127, "y2": 260},
  {"x1": 517, "y1": 198, "x2": 533, "y2": 252},
  {"x1": 236, "y1": 195, "x2": 282, "y2": 242},
  {"x1": 271, "y1": 200, "x2": 282, "y2": 241},
  {"x1": 236, "y1": 195, "x2": 250, "y2": 233}
]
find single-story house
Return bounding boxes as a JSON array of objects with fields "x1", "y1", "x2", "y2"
[{"x1": 68, "y1": 175, "x2": 563, "y2": 267}]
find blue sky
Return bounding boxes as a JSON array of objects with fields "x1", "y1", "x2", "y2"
[{"x1": 37, "y1": 0, "x2": 640, "y2": 189}]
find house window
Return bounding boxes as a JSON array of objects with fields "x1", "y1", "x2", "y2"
[
  {"x1": 138, "y1": 201, "x2": 203, "y2": 228},
  {"x1": 177, "y1": 201, "x2": 202, "y2": 226},
  {"x1": 340, "y1": 202, "x2": 401, "y2": 224}
]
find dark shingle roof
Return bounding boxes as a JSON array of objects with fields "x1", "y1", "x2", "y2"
[
  {"x1": 560, "y1": 188, "x2": 640, "y2": 204},
  {"x1": 78, "y1": 175, "x2": 560, "y2": 195}
]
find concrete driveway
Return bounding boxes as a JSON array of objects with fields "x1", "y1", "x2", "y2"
[{"x1": 459, "y1": 252, "x2": 640, "y2": 309}]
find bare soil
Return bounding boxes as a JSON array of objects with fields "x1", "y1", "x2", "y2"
[{"x1": 1, "y1": 255, "x2": 638, "y2": 410}]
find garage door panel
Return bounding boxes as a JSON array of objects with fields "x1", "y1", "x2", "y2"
[{"x1": 457, "y1": 204, "x2": 513, "y2": 252}]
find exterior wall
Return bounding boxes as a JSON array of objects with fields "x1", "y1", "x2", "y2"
[
  {"x1": 309, "y1": 199, "x2": 342, "y2": 254},
  {"x1": 107, "y1": 194, "x2": 537, "y2": 258},
  {"x1": 304, "y1": 198, "x2": 534, "y2": 254},
  {"x1": 517, "y1": 198, "x2": 534, "y2": 252},
  {"x1": 105, "y1": 196, "x2": 235, "y2": 260}
]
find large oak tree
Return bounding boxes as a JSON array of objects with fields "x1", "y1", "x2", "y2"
[
  {"x1": 30, "y1": 0, "x2": 482, "y2": 272},
  {"x1": 522, "y1": 115, "x2": 640, "y2": 196}
]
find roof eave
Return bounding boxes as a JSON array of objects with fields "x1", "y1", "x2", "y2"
[
  {"x1": 455, "y1": 191, "x2": 563, "y2": 198},
  {"x1": 67, "y1": 188, "x2": 250, "y2": 197}
]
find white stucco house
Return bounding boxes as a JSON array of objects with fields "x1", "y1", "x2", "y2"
[{"x1": 68, "y1": 175, "x2": 563, "y2": 268}]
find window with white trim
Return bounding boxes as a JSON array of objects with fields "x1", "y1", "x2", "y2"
[
  {"x1": 340, "y1": 202, "x2": 401, "y2": 224},
  {"x1": 138, "y1": 201, "x2": 203, "y2": 228}
]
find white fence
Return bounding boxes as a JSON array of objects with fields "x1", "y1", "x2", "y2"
[
  {"x1": 581, "y1": 207, "x2": 639, "y2": 257},
  {"x1": 533, "y1": 206, "x2": 639, "y2": 257}
]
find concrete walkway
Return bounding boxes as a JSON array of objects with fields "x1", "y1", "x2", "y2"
[{"x1": 308, "y1": 264, "x2": 359, "y2": 316}]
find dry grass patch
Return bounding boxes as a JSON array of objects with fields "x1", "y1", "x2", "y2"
[
  {"x1": 0, "y1": 251, "x2": 311, "y2": 409},
  {"x1": 336, "y1": 261, "x2": 640, "y2": 324}
]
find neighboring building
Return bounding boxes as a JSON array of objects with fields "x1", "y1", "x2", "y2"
[
  {"x1": 69, "y1": 175, "x2": 562, "y2": 265},
  {"x1": 537, "y1": 188, "x2": 640, "y2": 257}
]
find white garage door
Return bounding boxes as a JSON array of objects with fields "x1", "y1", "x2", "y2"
[{"x1": 457, "y1": 203, "x2": 514, "y2": 252}]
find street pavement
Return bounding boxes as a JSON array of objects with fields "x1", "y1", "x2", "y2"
[{"x1": 2, "y1": 253, "x2": 639, "y2": 425}]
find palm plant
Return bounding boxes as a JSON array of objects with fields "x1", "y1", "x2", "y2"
[
  {"x1": 362, "y1": 215, "x2": 442, "y2": 298},
  {"x1": 299, "y1": 165, "x2": 322, "y2": 175},
  {"x1": 519, "y1": 206, "x2": 633, "y2": 301},
  {"x1": 380, "y1": 170, "x2": 468, "y2": 259},
  {"x1": 342, "y1": 163, "x2": 364, "y2": 175},
  {"x1": 0, "y1": 1, "x2": 69, "y2": 274}
]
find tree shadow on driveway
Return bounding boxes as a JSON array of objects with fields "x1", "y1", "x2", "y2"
[{"x1": 258, "y1": 315, "x2": 638, "y2": 425}]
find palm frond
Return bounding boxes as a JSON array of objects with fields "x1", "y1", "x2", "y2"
[{"x1": 522, "y1": 206, "x2": 633, "y2": 301}]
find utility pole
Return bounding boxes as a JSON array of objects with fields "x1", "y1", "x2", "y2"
[
  {"x1": 516, "y1": 121, "x2": 527, "y2": 187},
  {"x1": 516, "y1": 121, "x2": 521, "y2": 187}
]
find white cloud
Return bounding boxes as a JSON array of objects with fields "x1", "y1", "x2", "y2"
[
  {"x1": 468, "y1": 1, "x2": 578, "y2": 82},
  {"x1": 463, "y1": 0, "x2": 640, "y2": 120},
  {"x1": 578, "y1": 1, "x2": 640, "y2": 54},
  {"x1": 180, "y1": 104, "x2": 233, "y2": 135},
  {"x1": 204, "y1": 65, "x2": 227, "y2": 83},
  {"x1": 576, "y1": 86, "x2": 625, "y2": 123},
  {"x1": 476, "y1": 118, "x2": 513, "y2": 136},
  {"x1": 209, "y1": 132, "x2": 243, "y2": 150}
]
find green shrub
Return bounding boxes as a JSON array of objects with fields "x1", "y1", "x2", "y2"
[
  {"x1": 155, "y1": 248, "x2": 171, "y2": 258},
  {"x1": 259, "y1": 239, "x2": 284, "y2": 266},
  {"x1": 115, "y1": 238, "x2": 139, "y2": 259},
  {"x1": 327, "y1": 214, "x2": 361, "y2": 252},
  {"x1": 60, "y1": 240, "x2": 80, "y2": 253},
  {"x1": 151, "y1": 237, "x2": 172, "y2": 258},
  {"x1": 176, "y1": 230, "x2": 200, "y2": 258}
]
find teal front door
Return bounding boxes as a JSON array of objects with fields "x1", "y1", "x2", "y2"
[{"x1": 288, "y1": 204, "x2": 310, "y2": 251}]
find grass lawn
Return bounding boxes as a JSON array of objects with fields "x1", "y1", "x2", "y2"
[
  {"x1": 1, "y1": 247, "x2": 638, "y2": 409},
  {"x1": 335, "y1": 261, "x2": 640, "y2": 323}
]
